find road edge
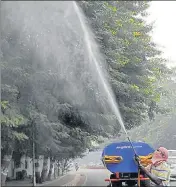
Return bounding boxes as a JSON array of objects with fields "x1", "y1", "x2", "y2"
[
  {"x1": 80, "y1": 173, "x2": 87, "y2": 186},
  {"x1": 38, "y1": 171, "x2": 75, "y2": 186}
]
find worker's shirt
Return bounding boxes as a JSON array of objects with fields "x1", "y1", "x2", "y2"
[{"x1": 146, "y1": 161, "x2": 171, "y2": 186}]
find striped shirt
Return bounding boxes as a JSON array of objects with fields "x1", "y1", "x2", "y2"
[{"x1": 146, "y1": 161, "x2": 171, "y2": 186}]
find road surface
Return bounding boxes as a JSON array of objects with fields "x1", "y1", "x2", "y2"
[
  {"x1": 79, "y1": 168, "x2": 176, "y2": 186},
  {"x1": 6, "y1": 168, "x2": 175, "y2": 186},
  {"x1": 80, "y1": 169, "x2": 110, "y2": 186}
]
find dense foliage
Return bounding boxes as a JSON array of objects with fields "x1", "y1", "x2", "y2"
[
  {"x1": 130, "y1": 70, "x2": 176, "y2": 148},
  {"x1": 79, "y1": 1, "x2": 172, "y2": 128}
]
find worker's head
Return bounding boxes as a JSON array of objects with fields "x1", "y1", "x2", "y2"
[{"x1": 152, "y1": 147, "x2": 168, "y2": 164}]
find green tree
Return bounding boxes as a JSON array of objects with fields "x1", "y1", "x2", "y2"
[
  {"x1": 79, "y1": 1, "x2": 171, "y2": 129},
  {"x1": 1, "y1": 100, "x2": 28, "y2": 185}
]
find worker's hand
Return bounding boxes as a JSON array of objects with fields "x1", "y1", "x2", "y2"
[
  {"x1": 134, "y1": 154, "x2": 140, "y2": 164},
  {"x1": 134, "y1": 155, "x2": 142, "y2": 167},
  {"x1": 134, "y1": 155, "x2": 144, "y2": 170}
]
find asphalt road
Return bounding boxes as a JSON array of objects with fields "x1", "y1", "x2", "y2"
[
  {"x1": 172, "y1": 180, "x2": 176, "y2": 186},
  {"x1": 80, "y1": 169, "x2": 110, "y2": 186},
  {"x1": 79, "y1": 169, "x2": 176, "y2": 186}
]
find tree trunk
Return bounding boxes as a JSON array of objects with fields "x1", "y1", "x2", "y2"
[
  {"x1": 61, "y1": 159, "x2": 69, "y2": 176},
  {"x1": 57, "y1": 161, "x2": 61, "y2": 176},
  {"x1": 63, "y1": 159, "x2": 70, "y2": 174},
  {"x1": 54, "y1": 161, "x2": 58, "y2": 179},
  {"x1": 35, "y1": 161, "x2": 40, "y2": 184},
  {"x1": 47, "y1": 161, "x2": 54, "y2": 181},
  {"x1": 1, "y1": 154, "x2": 12, "y2": 186},
  {"x1": 40, "y1": 158, "x2": 48, "y2": 183}
]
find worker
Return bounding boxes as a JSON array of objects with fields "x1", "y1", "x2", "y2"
[{"x1": 135, "y1": 146, "x2": 171, "y2": 186}]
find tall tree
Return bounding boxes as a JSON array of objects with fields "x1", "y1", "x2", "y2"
[{"x1": 79, "y1": 1, "x2": 171, "y2": 129}]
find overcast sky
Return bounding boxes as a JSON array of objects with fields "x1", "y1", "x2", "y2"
[{"x1": 147, "y1": 1, "x2": 176, "y2": 68}]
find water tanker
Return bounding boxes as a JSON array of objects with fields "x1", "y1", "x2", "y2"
[{"x1": 102, "y1": 141, "x2": 154, "y2": 187}]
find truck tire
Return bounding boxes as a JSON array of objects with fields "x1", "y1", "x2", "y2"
[
  {"x1": 140, "y1": 174, "x2": 150, "y2": 187},
  {"x1": 110, "y1": 174, "x2": 122, "y2": 187},
  {"x1": 126, "y1": 180, "x2": 136, "y2": 187}
]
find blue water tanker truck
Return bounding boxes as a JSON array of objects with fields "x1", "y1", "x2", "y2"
[{"x1": 102, "y1": 141, "x2": 155, "y2": 187}]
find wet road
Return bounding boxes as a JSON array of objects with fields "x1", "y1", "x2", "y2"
[
  {"x1": 80, "y1": 169, "x2": 110, "y2": 186},
  {"x1": 79, "y1": 169, "x2": 176, "y2": 186}
]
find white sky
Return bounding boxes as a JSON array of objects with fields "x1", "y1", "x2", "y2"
[{"x1": 147, "y1": 1, "x2": 176, "y2": 68}]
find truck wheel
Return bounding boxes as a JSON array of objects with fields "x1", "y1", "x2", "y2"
[
  {"x1": 110, "y1": 174, "x2": 122, "y2": 187},
  {"x1": 141, "y1": 180, "x2": 150, "y2": 187},
  {"x1": 140, "y1": 174, "x2": 150, "y2": 187},
  {"x1": 111, "y1": 182, "x2": 122, "y2": 187},
  {"x1": 126, "y1": 180, "x2": 136, "y2": 186}
]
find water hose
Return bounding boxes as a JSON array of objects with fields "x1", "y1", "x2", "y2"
[
  {"x1": 138, "y1": 169, "x2": 140, "y2": 187},
  {"x1": 127, "y1": 136, "x2": 137, "y2": 155},
  {"x1": 127, "y1": 136, "x2": 141, "y2": 187}
]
